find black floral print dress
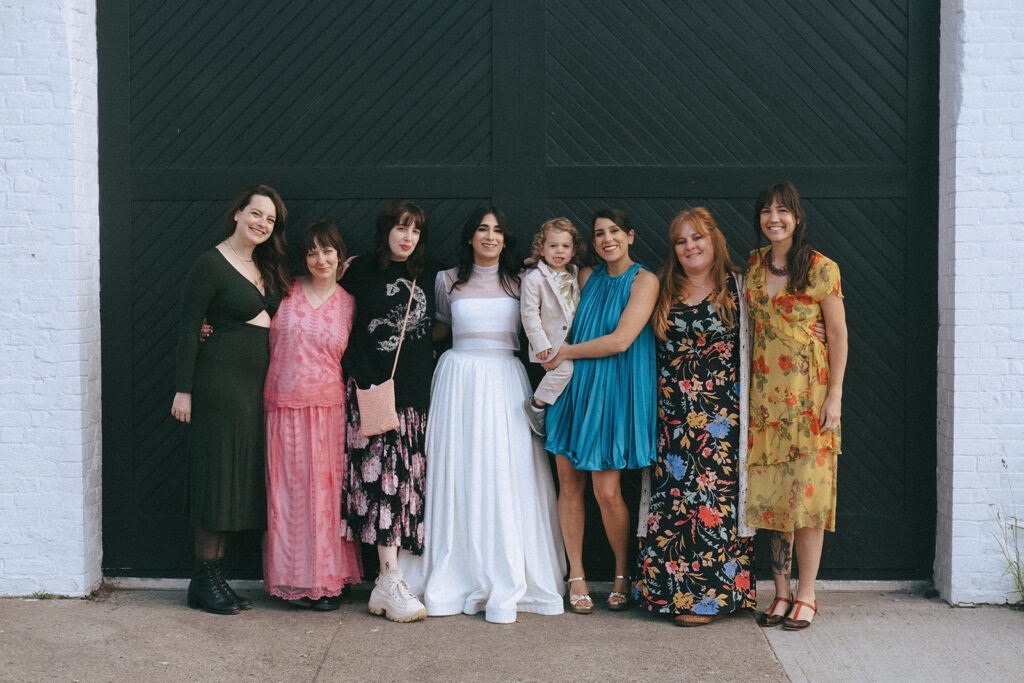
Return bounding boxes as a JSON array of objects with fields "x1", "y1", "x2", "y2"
[{"x1": 635, "y1": 277, "x2": 756, "y2": 617}]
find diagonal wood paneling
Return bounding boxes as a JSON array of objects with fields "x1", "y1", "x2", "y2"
[
  {"x1": 545, "y1": 0, "x2": 906, "y2": 166},
  {"x1": 129, "y1": 1, "x2": 493, "y2": 168}
]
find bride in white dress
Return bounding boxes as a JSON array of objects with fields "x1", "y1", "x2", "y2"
[{"x1": 400, "y1": 207, "x2": 566, "y2": 623}]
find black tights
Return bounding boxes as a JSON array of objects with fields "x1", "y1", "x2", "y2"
[{"x1": 194, "y1": 527, "x2": 226, "y2": 561}]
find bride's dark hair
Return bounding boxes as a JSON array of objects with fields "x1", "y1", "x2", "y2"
[{"x1": 450, "y1": 206, "x2": 520, "y2": 299}]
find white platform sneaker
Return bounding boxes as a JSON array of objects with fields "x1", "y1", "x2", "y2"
[{"x1": 368, "y1": 570, "x2": 427, "y2": 623}]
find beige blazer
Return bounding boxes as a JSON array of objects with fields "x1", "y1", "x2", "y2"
[{"x1": 520, "y1": 262, "x2": 579, "y2": 363}]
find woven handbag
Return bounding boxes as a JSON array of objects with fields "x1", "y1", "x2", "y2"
[{"x1": 355, "y1": 278, "x2": 416, "y2": 436}]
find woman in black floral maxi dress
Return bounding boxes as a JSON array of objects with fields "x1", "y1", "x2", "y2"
[{"x1": 635, "y1": 207, "x2": 755, "y2": 626}]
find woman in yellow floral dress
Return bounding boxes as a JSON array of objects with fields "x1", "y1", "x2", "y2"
[{"x1": 745, "y1": 181, "x2": 847, "y2": 631}]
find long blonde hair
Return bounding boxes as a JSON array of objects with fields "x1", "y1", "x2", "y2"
[{"x1": 653, "y1": 207, "x2": 741, "y2": 341}]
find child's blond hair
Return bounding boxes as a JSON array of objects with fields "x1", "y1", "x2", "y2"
[{"x1": 530, "y1": 217, "x2": 585, "y2": 265}]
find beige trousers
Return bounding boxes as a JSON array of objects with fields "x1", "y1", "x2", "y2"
[{"x1": 532, "y1": 359, "x2": 574, "y2": 405}]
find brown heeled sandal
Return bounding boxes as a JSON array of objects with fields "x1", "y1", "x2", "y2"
[
  {"x1": 782, "y1": 600, "x2": 818, "y2": 630},
  {"x1": 756, "y1": 595, "x2": 793, "y2": 627}
]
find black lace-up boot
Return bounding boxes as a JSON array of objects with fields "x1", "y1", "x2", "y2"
[
  {"x1": 186, "y1": 559, "x2": 240, "y2": 615},
  {"x1": 209, "y1": 558, "x2": 251, "y2": 610}
]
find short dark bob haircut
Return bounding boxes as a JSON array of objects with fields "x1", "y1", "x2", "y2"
[{"x1": 299, "y1": 219, "x2": 347, "y2": 276}]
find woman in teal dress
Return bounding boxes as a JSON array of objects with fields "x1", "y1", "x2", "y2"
[{"x1": 544, "y1": 208, "x2": 659, "y2": 614}]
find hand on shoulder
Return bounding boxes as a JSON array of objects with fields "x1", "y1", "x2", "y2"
[{"x1": 339, "y1": 254, "x2": 358, "y2": 280}]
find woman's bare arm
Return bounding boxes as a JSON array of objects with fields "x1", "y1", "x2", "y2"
[{"x1": 818, "y1": 292, "x2": 848, "y2": 430}]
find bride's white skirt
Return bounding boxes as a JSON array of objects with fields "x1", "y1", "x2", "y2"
[{"x1": 400, "y1": 349, "x2": 566, "y2": 623}]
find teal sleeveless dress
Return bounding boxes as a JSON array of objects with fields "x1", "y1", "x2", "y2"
[{"x1": 545, "y1": 262, "x2": 656, "y2": 471}]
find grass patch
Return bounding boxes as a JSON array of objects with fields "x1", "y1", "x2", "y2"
[
  {"x1": 993, "y1": 458, "x2": 1024, "y2": 608},
  {"x1": 995, "y1": 510, "x2": 1024, "y2": 608},
  {"x1": 27, "y1": 591, "x2": 74, "y2": 600}
]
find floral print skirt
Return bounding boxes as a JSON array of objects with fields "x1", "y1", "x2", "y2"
[
  {"x1": 745, "y1": 452, "x2": 837, "y2": 532},
  {"x1": 343, "y1": 378, "x2": 427, "y2": 554}
]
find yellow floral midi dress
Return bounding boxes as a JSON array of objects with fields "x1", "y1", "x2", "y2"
[{"x1": 745, "y1": 247, "x2": 843, "y2": 532}]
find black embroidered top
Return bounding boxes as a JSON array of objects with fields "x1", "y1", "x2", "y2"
[{"x1": 340, "y1": 257, "x2": 437, "y2": 409}]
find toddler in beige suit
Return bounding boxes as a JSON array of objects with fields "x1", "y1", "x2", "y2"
[{"x1": 520, "y1": 217, "x2": 583, "y2": 437}]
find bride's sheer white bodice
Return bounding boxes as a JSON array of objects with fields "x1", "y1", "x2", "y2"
[{"x1": 435, "y1": 264, "x2": 521, "y2": 352}]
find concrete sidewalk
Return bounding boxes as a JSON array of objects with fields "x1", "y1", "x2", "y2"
[{"x1": 0, "y1": 585, "x2": 1021, "y2": 682}]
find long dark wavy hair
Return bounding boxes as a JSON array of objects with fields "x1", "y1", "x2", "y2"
[
  {"x1": 222, "y1": 184, "x2": 290, "y2": 295},
  {"x1": 373, "y1": 199, "x2": 429, "y2": 278},
  {"x1": 753, "y1": 180, "x2": 814, "y2": 293},
  {"x1": 450, "y1": 206, "x2": 520, "y2": 299}
]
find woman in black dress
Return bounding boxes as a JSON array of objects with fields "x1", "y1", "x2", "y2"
[
  {"x1": 171, "y1": 185, "x2": 290, "y2": 614},
  {"x1": 635, "y1": 207, "x2": 756, "y2": 626}
]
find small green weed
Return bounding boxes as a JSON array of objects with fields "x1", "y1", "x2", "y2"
[
  {"x1": 994, "y1": 509, "x2": 1024, "y2": 608},
  {"x1": 992, "y1": 458, "x2": 1024, "y2": 608},
  {"x1": 27, "y1": 592, "x2": 73, "y2": 600}
]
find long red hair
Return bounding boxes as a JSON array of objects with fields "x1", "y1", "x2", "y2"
[{"x1": 653, "y1": 207, "x2": 741, "y2": 341}]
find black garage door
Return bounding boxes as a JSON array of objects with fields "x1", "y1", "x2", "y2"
[{"x1": 99, "y1": 0, "x2": 937, "y2": 579}]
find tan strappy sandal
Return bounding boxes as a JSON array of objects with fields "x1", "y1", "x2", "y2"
[
  {"x1": 606, "y1": 575, "x2": 631, "y2": 611},
  {"x1": 567, "y1": 576, "x2": 593, "y2": 614}
]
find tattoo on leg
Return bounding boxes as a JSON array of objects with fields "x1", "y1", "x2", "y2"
[
  {"x1": 770, "y1": 532, "x2": 792, "y2": 581},
  {"x1": 383, "y1": 561, "x2": 392, "y2": 572}
]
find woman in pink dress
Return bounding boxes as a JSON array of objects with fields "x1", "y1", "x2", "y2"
[{"x1": 262, "y1": 220, "x2": 362, "y2": 610}]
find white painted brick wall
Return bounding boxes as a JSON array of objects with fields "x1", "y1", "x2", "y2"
[
  {"x1": 937, "y1": 0, "x2": 1024, "y2": 605},
  {"x1": 0, "y1": 0, "x2": 101, "y2": 596}
]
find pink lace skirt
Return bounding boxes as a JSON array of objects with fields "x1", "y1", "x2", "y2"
[{"x1": 263, "y1": 404, "x2": 362, "y2": 599}]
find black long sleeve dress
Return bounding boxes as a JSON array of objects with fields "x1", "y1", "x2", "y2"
[{"x1": 175, "y1": 248, "x2": 281, "y2": 531}]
